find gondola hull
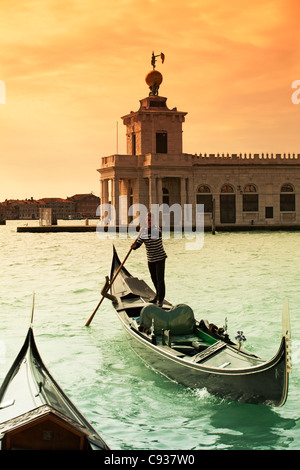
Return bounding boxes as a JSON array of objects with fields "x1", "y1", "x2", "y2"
[
  {"x1": 118, "y1": 310, "x2": 288, "y2": 406},
  {"x1": 0, "y1": 327, "x2": 109, "y2": 450},
  {"x1": 109, "y1": 247, "x2": 291, "y2": 407}
]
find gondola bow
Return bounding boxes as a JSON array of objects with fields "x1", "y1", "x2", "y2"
[{"x1": 0, "y1": 327, "x2": 109, "y2": 450}]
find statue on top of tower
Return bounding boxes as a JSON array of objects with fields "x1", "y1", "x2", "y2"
[
  {"x1": 146, "y1": 52, "x2": 165, "y2": 96},
  {"x1": 151, "y1": 52, "x2": 165, "y2": 69}
]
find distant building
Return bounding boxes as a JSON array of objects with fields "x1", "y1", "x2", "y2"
[
  {"x1": 38, "y1": 198, "x2": 75, "y2": 220},
  {"x1": 0, "y1": 200, "x2": 21, "y2": 219},
  {"x1": 97, "y1": 54, "x2": 300, "y2": 229},
  {"x1": 18, "y1": 199, "x2": 43, "y2": 220},
  {"x1": 0, "y1": 203, "x2": 7, "y2": 220},
  {"x1": 67, "y1": 193, "x2": 100, "y2": 218},
  {"x1": 0, "y1": 194, "x2": 99, "y2": 221}
]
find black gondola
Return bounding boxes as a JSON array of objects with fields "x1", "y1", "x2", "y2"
[
  {"x1": 107, "y1": 246, "x2": 291, "y2": 407},
  {"x1": 0, "y1": 313, "x2": 110, "y2": 450}
]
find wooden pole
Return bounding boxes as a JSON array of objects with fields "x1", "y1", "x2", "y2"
[{"x1": 85, "y1": 229, "x2": 142, "y2": 326}]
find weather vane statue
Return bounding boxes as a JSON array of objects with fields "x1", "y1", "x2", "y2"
[
  {"x1": 151, "y1": 51, "x2": 165, "y2": 69},
  {"x1": 145, "y1": 51, "x2": 165, "y2": 96}
]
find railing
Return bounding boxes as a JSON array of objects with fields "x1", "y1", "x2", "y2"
[
  {"x1": 100, "y1": 152, "x2": 300, "y2": 168},
  {"x1": 193, "y1": 153, "x2": 300, "y2": 160}
]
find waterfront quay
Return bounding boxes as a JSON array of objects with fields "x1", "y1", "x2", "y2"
[{"x1": 16, "y1": 224, "x2": 300, "y2": 233}]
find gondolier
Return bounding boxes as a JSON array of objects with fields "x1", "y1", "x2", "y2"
[{"x1": 131, "y1": 212, "x2": 167, "y2": 307}]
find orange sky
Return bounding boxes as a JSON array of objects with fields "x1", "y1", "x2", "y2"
[{"x1": 1, "y1": 0, "x2": 300, "y2": 201}]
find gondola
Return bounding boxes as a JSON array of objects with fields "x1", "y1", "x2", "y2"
[
  {"x1": 0, "y1": 312, "x2": 110, "y2": 450},
  {"x1": 106, "y1": 246, "x2": 291, "y2": 407}
]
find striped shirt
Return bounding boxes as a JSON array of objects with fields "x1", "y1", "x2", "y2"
[{"x1": 134, "y1": 226, "x2": 167, "y2": 263}]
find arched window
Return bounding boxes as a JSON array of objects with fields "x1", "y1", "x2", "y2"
[
  {"x1": 197, "y1": 184, "x2": 211, "y2": 193},
  {"x1": 197, "y1": 185, "x2": 213, "y2": 212},
  {"x1": 221, "y1": 184, "x2": 234, "y2": 193},
  {"x1": 281, "y1": 183, "x2": 294, "y2": 193},
  {"x1": 280, "y1": 183, "x2": 295, "y2": 211},
  {"x1": 244, "y1": 184, "x2": 257, "y2": 193},
  {"x1": 243, "y1": 184, "x2": 258, "y2": 211}
]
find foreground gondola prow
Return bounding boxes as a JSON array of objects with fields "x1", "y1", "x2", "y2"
[
  {"x1": 0, "y1": 298, "x2": 110, "y2": 450},
  {"x1": 282, "y1": 299, "x2": 292, "y2": 375},
  {"x1": 272, "y1": 298, "x2": 292, "y2": 408}
]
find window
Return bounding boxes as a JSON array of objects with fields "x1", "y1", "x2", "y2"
[
  {"x1": 243, "y1": 184, "x2": 258, "y2": 211},
  {"x1": 132, "y1": 133, "x2": 136, "y2": 155},
  {"x1": 162, "y1": 187, "x2": 169, "y2": 205},
  {"x1": 197, "y1": 185, "x2": 213, "y2": 212},
  {"x1": 198, "y1": 184, "x2": 210, "y2": 193},
  {"x1": 281, "y1": 183, "x2": 294, "y2": 192},
  {"x1": 280, "y1": 183, "x2": 295, "y2": 211},
  {"x1": 265, "y1": 207, "x2": 273, "y2": 218},
  {"x1": 221, "y1": 184, "x2": 234, "y2": 193},
  {"x1": 156, "y1": 132, "x2": 168, "y2": 153},
  {"x1": 129, "y1": 188, "x2": 133, "y2": 207},
  {"x1": 244, "y1": 184, "x2": 256, "y2": 193},
  {"x1": 128, "y1": 188, "x2": 134, "y2": 222}
]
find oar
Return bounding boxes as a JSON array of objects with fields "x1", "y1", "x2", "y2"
[{"x1": 85, "y1": 233, "x2": 141, "y2": 327}]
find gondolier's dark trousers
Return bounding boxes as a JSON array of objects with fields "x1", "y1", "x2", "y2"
[{"x1": 148, "y1": 259, "x2": 166, "y2": 303}]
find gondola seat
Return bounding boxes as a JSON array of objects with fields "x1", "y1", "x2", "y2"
[{"x1": 140, "y1": 304, "x2": 195, "y2": 335}]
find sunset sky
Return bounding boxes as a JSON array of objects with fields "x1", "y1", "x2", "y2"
[{"x1": 1, "y1": 0, "x2": 300, "y2": 201}]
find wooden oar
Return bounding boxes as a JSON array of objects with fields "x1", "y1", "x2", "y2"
[{"x1": 85, "y1": 234, "x2": 141, "y2": 327}]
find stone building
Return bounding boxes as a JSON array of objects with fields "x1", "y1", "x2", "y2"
[
  {"x1": 38, "y1": 198, "x2": 75, "y2": 220},
  {"x1": 97, "y1": 54, "x2": 300, "y2": 230},
  {"x1": 67, "y1": 193, "x2": 100, "y2": 218}
]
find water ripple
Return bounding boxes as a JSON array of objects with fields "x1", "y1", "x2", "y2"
[{"x1": 1, "y1": 222, "x2": 299, "y2": 450}]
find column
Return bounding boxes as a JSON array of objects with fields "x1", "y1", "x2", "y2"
[
  {"x1": 149, "y1": 176, "x2": 157, "y2": 209},
  {"x1": 157, "y1": 177, "x2": 163, "y2": 206},
  {"x1": 183, "y1": 177, "x2": 193, "y2": 227},
  {"x1": 119, "y1": 179, "x2": 128, "y2": 226},
  {"x1": 100, "y1": 178, "x2": 109, "y2": 205},
  {"x1": 180, "y1": 177, "x2": 187, "y2": 207},
  {"x1": 99, "y1": 178, "x2": 109, "y2": 219},
  {"x1": 111, "y1": 177, "x2": 120, "y2": 225}
]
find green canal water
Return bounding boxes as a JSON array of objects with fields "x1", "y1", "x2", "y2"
[{"x1": 1, "y1": 221, "x2": 300, "y2": 450}]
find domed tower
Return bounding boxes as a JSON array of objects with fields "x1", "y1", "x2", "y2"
[
  {"x1": 121, "y1": 52, "x2": 187, "y2": 156},
  {"x1": 98, "y1": 53, "x2": 190, "y2": 227}
]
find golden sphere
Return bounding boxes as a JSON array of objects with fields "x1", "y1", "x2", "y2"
[{"x1": 145, "y1": 70, "x2": 163, "y2": 87}]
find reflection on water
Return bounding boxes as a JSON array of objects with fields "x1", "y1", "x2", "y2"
[
  {"x1": 0, "y1": 222, "x2": 300, "y2": 450},
  {"x1": 208, "y1": 401, "x2": 297, "y2": 450}
]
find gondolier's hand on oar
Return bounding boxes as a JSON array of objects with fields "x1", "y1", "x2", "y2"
[
  {"x1": 85, "y1": 238, "x2": 141, "y2": 326},
  {"x1": 84, "y1": 275, "x2": 117, "y2": 326},
  {"x1": 101, "y1": 276, "x2": 117, "y2": 302}
]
